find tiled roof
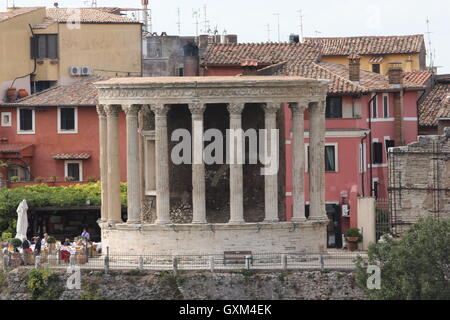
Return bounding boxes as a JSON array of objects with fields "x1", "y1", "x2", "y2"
[
  {"x1": 5, "y1": 76, "x2": 109, "y2": 106},
  {"x1": 0, "y1": 144, "x2": 33, "y2": 154},
  {"x1": 202, "y1": 43, "x2": 321, "y2": 66},
  {"x1": 202, "y1": 43, "x2": 427, "y2": 94},
  {"x1": 0, "y1": 7, "x2": 43, "y2": 23},
  {"x1": 46, "y1": 8, "x2": 140, "y2": 24},
  {"x1": 419, "y1": 83, "x2": 450, "y2": 127},
  {"x1": 304, "y1": 35, "x2": 425, "y2": 56},
  {"x1": 53, "y1": 153, "x2": 91, "y2": 160},
  {"x1": 403, "y1": 71, "x2": 432, "y2": 86}
]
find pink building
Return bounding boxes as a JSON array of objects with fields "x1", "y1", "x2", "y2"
[{"x1": 202, "y1": 42, "x2": 431, "y2": 247}]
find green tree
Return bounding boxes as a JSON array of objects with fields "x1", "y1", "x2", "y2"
[{"x1": 356, "y1": 217, "x2": 450, "y2": 300}]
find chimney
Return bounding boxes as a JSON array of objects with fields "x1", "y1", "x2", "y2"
[
  {"x1": 183, "y1": 42, "x2": 199, "y2": 76},
  {"x1": 53, "y1": 2, "x2": 59, "y2": 8},
  {"x1": 388, "y1": 62, "x2": 403, "y2": 85},
  {"x1": 348, "y1": 53, "x2": 361, "y2": 82},
  {"x1": 240, "y1": 59, "x2": 259, "y2": 76},
  {"x1": 289, "y1": 34, "x2": 300, "y2": 43}
]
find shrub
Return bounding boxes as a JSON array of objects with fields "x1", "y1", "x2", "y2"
[
  {"x1": 47, "y1": 236, "x2": 56, "y2": 244},
  {"x1": 80, "y1": 283, "x2": 107, "y2": 300},
  {"x1": 355, "y1": 217, "x2": 450, "y2": 300},
  {"x1": 10, "y1": 238, "x2": 22, "y2": 248},
  {"x1": 34, "y1": 177, "x2": 45, "y2": 183},
  {"x1": 344, "y1": 228, "x2": 363, "y2": 241},
  {"x1": 1, "y1": 232, "x2": 12, "y2": 242},
  {"x1": 9, "y1": 176, "x2": 19, "y2": 182},
  {"x1": 48, "y1": 176, "x2": 57, "y2": 182},
  {"x1": 26, "y1": 269, "x2": 62, "y2": 300}
]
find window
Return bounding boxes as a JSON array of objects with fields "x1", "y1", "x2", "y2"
[
  {"x1": 17, "y1": 108, "x2": 35, "y2": 134},
  {"x1": 385, "y1": 140, "x2": 395, "y2": 157},
  {"x1": 65, "y1": 161, "x2": 82, "y2": 182},
  {"x1": 306, "y1": 144, "x2": 338, "y2": 172},
  {"x1": 372, "y1": 64, "x2": 381, "y2": 74},
  {"x1": 326, "y1": 97, "x2": 342, "y2": 119},
  {"x1": 372, "y1": 179, "x2": 379, "y2": 199},
  {"x1": 325, "y1": 145, "x2": 337, "y2": 172},
  {"x1": 178, "y1": 68, "x2": 184, "y2": 76},
  {"x1": 373, "y1": 142, "x2": 383, "y2": 164},
  {"x1": 7, "y1": 165, "x2": 30, "y2": 181},
  {"x1": 30, "y1": 34, "x2": 58, "y2": 59},
  {"x1": 372, "y1": 95, "x2": 378, "y2": 118},
  {"x1": 58, "y1": 107, "x2": 77, "y2": 133},
  {"x1": 1, "y1": 112, "x2": 12, "y2": 126},
  {"x1": 383, "y1": 94, "x2": 389, "y2": 118}
]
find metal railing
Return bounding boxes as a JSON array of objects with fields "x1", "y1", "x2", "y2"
[{"x1": 2, "y1": 249, "x2": 366, "y2": 272}]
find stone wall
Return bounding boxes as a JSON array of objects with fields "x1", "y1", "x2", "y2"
[
  {"x1": 0, "y1": 268, "x2": 367, "y2": 300},
  {"x1": 389, "y1": 127, "x2": 450, "y2": 233},
  {"x1": 101, "y1": 221, "x2": 327, "y2": 255}
]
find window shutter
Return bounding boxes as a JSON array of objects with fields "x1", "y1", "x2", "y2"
[
  {"x1": 47, "y1": 35, "x2": 58, "y2": 59},
  {"x1": 30, "y1": 36, "x2": 39, "y2": 59},
  {"x1": 373, "y1": 142, "x2": 383, "y2": 164}
]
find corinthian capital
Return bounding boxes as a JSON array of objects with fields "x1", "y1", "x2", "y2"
[
  {"x1": 122, "y1": 104, "x2": 141, "y2": 117},
  {"x1": 96, "y1": 104, "x2": 106, "y2": 117},
  {"x1": 263, "y1": 102, "x2": 280, "y2": 115},
  {"x1": 227, "y1": 102, "x2": 245, "y2": 115},
  {"x1": 188, "y1": 102, "x2": 206, "y2": 116},
  {"x1": 150, "y1": 104, "x2": 170, "y2": 116},
  {"x1": 104, "y1": 105, "x2": 121, "y2": 117}
]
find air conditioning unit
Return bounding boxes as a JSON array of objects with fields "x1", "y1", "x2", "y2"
[
  {"x1": 81, "y1": 66, "x2": 92, "y2": 76},
  {"x1": 342, "y1": 204, "x2": 350, "y2": 217},
  {"x1": 70, "y1": 66, "x2": 82, "y2": 76}
]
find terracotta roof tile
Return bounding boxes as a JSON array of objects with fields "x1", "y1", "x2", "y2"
[
  {"x1": 403, "y1": 71, "x2": 432, "y2": 86},
  {"x1": 53, "y1": 153, "x2": 91, "y2": 160},
  {"x1": 203, "y1": 43, "x2": 427, "y2": 94},
  {"x1": 304, "y1": 35, "x2": 425, "y2": 56},
  {"x1": 419, "y1": 83, "x2": 450, "y2": 127},
  {"x1": 202, "y1": 42, "x2": 321, "y2": 66},
  {"x1": 0, "y1": 144, "x2": 33, "y2": 154},
  {"x1": 46, "y1": 8, "x2": 140, "y2": 24},
  {"x1": 0, "y1": 7, "x2": 43, "y2": 23},
  {"x1": 5, "y1": 76, "x2": 109, "y2": 106}
]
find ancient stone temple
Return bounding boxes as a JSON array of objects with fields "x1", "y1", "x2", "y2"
[{"x1": 95, "y1": 76, "x2": 329, "y2": 254}]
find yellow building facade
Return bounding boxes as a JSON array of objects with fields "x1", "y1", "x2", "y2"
[{"x1": 0, "y1": 7, "x2": 142, "y2": 101}]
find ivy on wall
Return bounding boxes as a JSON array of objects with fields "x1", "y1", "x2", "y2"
[{"x1": 0, "y1": 183, "x2": 127, "y2": 234}]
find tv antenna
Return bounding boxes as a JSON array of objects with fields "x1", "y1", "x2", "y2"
[
  {"x1": 314, "y1": 30, "x2": 322, "y2": 37},
  {"x1": 192, "y1": 9, "x2": 200, "y2": 37},
  {"x1": 426, "y1": 17, "x2": 434, "y2": 69},
  {"x1": 202, "y1": 4, "x2": 211, "y2": 34},
  {"x1": 265, "y1": 23, "x2": 272, "y2": 42},
  {"x1": 177, "y1": 7, "x2": 181, "y2": 35},
  {"x1": 273, "y1": 13, "x2": 280, "y2": 42},
  {"x1": 297, "y1": 10, "x2": 304, "y2": 42}
]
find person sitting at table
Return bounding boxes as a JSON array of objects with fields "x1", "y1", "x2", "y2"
[
  {"x1": 81, "y1": 228, "x2": 90, "y2": 240},
  {"x1": 63, "y1": 238, "x2": 71, "y2": 246},
  {"x1": 41, "y1": 233, "x2": 49, "y2": 247},
  {"x1": 34, "y1": 234, "x2": 42, "y2": 254}
]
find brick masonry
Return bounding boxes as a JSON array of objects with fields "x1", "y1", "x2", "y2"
[{"x1": 389, "y1": 127, "x2": 450, "y2": 233}]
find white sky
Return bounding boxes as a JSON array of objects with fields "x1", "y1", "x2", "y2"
[{"x1": 2, "y1": 0, "x2": 449, "y2": 73}]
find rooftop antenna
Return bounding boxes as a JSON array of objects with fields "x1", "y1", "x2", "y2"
[
  {"x1": 273, "y1": 13, "x2": 280, "y2": 42},
  {"x1": 192, "y1": 9, "x2": 200, "y2": 38},
  {"x1": 265, "y1": 23, "x2": 272, "y2": 42},
  {"x1": 202, "y1": 4, "x2": 210, "y2": 35},
  {"x1": 142, "y1": 0, "x2": 151, "y2": 33},
  {"x1": 426, "y1": 17, "x2": 434, "y2": 69},
  {"x1": 91, "y1": 0, "x2": 97, "y2": 7},
  {"x1": 177, "y1": 7, "x2": 181, "y2": 35},
  {"x1": 314, "y1": 30, "x2": 322, "y2": 37},
  {"x1": 297, "y1": 10, "x2": 304, "y2": 42}
]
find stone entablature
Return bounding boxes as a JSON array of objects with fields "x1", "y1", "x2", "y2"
[{"x1": 95, "y1": 76, "x2": 329, "y2": 254}]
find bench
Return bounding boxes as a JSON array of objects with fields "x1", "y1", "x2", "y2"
[{"x1": 223, "y1": 251, "x2": 253, "y2": 265}]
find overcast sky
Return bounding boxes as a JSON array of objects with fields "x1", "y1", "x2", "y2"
[{"x1": 2, "y1": 0, "x2": 449, "y2": 73}]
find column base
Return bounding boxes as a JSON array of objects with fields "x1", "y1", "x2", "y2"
[
  {"x1": 291, "y1": 217, "x2": 307, "y2": 223},
  {"x1": 126, "y1": 220, "x2": 141, "y2": 225},
  {"x1": 309, "y1": 216, "x2": 329, "y2": 223}
]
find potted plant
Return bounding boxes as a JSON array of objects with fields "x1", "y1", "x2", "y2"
[
  {"x1": 344, "y1": 228, "x2": 362, "y2": 251},
  {"x1": 10, "y1": 238, "x2": 23, "y2": 265},
  {"x1": 34, "y1": 176, "x2": 45, "y2": 183},
  {"x1": 48, "y1": 176, "x2": 57, "y2": 183},
  {"x1": 47, "y1": 236, "x2": 56, "y2": 253},
  {"x1": 9, "y1": 176, "x2": 19, "y2": 183}
]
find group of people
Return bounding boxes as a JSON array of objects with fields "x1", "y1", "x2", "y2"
[{"x1": 2, "y1": 228, "x2": 91, "y2": 256}]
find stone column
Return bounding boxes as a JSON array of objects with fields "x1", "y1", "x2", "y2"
[
  {"x1": 227, "y1": 102, "x2": 245, "y2": 223},
  {"x1": 309, "y1": 100, "x2": 328, "y2": 221},
  {"x1": 290, "y1": 102, "x2": 307, "y2": 222},
  {"x1": 96, "y1": 105, "x2": 108, "y2": 222},
  {"x1": 263, "y1": 102, "x2": 280, "y2": 222},
  {"x1": 151, "y1": 104, "x2": 171, "y2": 224},
  {"x1": 105, "y1": 105, "x2": 122, "y2": 224},
  {"x1": 189, "y1": 102, "x2": 207, "y2": 224},
  {"x1": 123, "y1": 104, "x2": 141, "y2": 224}
]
